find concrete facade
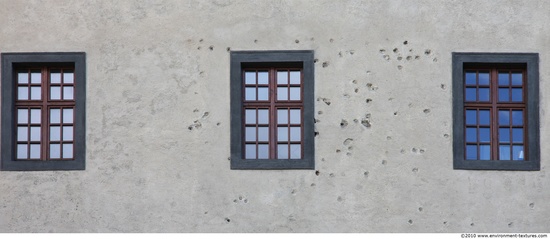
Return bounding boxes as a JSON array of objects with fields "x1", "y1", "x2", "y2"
[{"x1": 0, "y1": 0, "x2": 549, "y2": 232}]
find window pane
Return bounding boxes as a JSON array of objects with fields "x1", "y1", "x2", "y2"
[
  {"x1": 63, "y1": 109, "x2": 74, "y2": 124},
  {"x1": 30, "y1": 127, "x2": 41, "y2": 141},
  {"x1": 50, "y1": 126, "x2": 61, "y2": 141},
  {"x1": 31, "y1": 87, "x2": 41, "y2": 100},
  {"x1": 499, "y1": 145, "x2": 511, "y2": 160},
  {"x1": 17, "y1": 127, "x2": 28, "y2": 141},
  {"x1": 498, "y1": 88, "x2": 509, "y2": 102},
  {"x1": 277, "y1": 87, "x2": 288, "y2": 100},
  {"x1": 479, "y1": 110, "x2": 490, "y2": 125},
  {"x1": 50, "y1": 144, "x2": 61, "y2": 158},
  {"x1": 465, "y1": 88, "x2": 476, "y2": 101},
  {"x1": 245, "y1": 144, "x2": 256, "y2": 159},
  {"x1": 277, "y1": 109, "x2": 288, "y2": 124},
  {"x1": 30, "y1": 72, "x2": 41, "y2": 84},
  {"x1": 499, "y1": 128, "x2": 510, "y2": 143},
  {"x1": 18, "y1": 87, "x2": 29, "y2": 100},
  {"x1": 498, "y1": 72, "x2": 509, "y2": 86},
  {"x1": 479, "y1": 128, "x2": 490, "y2": 143},
  {"x1": 478, "y1": 72, "x2": 489, "y2": 85},
  {"x1": 63, "y1": 86, "x2": 74, "y2": 100},
  {"x1": 277, "y1": 144, "x2": 289, "y2": 159},
  {"x1": 258, "y1": 144, "x2": 269, "y2": 159},
  {"x1": 245, "y1": 87, "x2": 256, "y2": 101},
  {"x1": 290, "y1": 127, "x2": 301, "y2": 141},
  {"x1": 258, "y1": 109, "x2": 269, "y2": 124},
  {"x1": 245, "y1": 127, "x2": 256, "y2": 141},
  {"x1": 466, "y1": 145, "x2": 477, "y2": 160},
  {"x1": 290, "y1": 144, "x2": 301, "y2": 159},
  {"x1": 290, "y1": 109, "x2": 301, "y2": 124},
  {"x1": 465, "y1": 110, "x2": 477, "y2": 125},
  {"x1": 17, "y1": 109, "x2": 28, "y2": 124},
  {"x1": 50, "y1": 71, "x2": 61, "y2": 84},
  {"x1": 18, "y1": 72, "x2": 28, "y2": 84},
  {"x1": 30, "y1": 109, "x2": 41, "y2": 124},
  {"x1": 63, "y1": 144, "x2": 73, "y2": 159},
  {"x1": 479, "y1": 145, "x2": 490, "y2": 160},
  {"x1": 512, "y1": 145, "x2": 524, "y2": 161},
  {"x1": 63, "y1": 126, "x2": 74, "y2": 141},
  {"x1": 245, "y1": 109, "x2": 256, "y2": 124},
  {"x1": 499, "y1": 110, "x2": 510, "y2": 125},
  {"x1": 289, "y1": 87, "x2": 301, "y2": 100},
  {"x1": 511, "y1": 110, "x2": 523, "y2": 125},
  {"x1": 466, "y1": 128, "x2": 477, "y2": 142},
  {"x1": 258, "y1": 127, "x2": 268, "y2": 141},
  {"x1": 289, "y1": 71, "x2": 300, "y2": 84},
  {"x1": 478, "y1": 88, "x2": 489, "y2": 101},
  {"x1": 277, "y1": 71, "x2": 288, "y2": 85},
  {"x1": 511, "y1": 88, "x2": 522, "y2": 102},
  {"x1": 257, "y1": 71, "x2": 268, "y2": 84},
  {"x1": 17, "y1": 144, "x2": 28, "y2": 159},
  {"x1": 30, "y1": 144, "x2": 40, "y2": 159},
  {"x1": 51, "y1": 86, "x2": 61, "y2": 100},
  {"x1": 511, "y1": 72, "x2": 522, "y2": 86},
  {"x1": 49, "y1": 108, "x2": 60, "y2": 124},
  {"x1": 465, "y1": 72, "x2": 476, "y2": 85},
  {"x1": 245, "y1": 72, "x2": 256, "y2": 84},
  {"x1": 63, "y1": 71, "x2": 74, "y2": 84},
  {"x1": 257, "y1": 87, "x2": 268, "y2": 101},
  {"x1": 278, "y1": 127, "x2": 288, "y2": 141},
  {"x1": 512, "y1": 128, "x2": 523, "y2": 143}
]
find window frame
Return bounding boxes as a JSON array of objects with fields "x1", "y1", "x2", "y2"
[
  {"x1": 1, "y1": 52, "x2": 86, "y2": 171},
  {"x1": 230, "y1": 50, "x2": 314, "y2": 169},
  {"x1": 452, "y1": 52, "x2": 539, "y2": 171}
]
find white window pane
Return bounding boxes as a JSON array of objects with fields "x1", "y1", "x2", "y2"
[
  {"x1": 17, "y1": 109, "x2": 28, "y2": 124},
  {"x1": 30, "y1": 127, "x2": 41, "y2": 141},
  {"x1": 245, "y1": 144, "x2": 256, "y2": 159},
  {"x1": 245, "y1": 72, "x2": 256, "y2": 84},
  {"x1": 245, "y1": 127, "x2": 256, "y2": 141},
  {"x1": 50, "y1": 126, "x2": 61, "y2": 141},
  {"x1": 63, "y1": 86, "x2": 74, "y2": 100},
  {"x1": 17, "y1": 127, "x2": 28, "y2": 141},
  {"x1": 278, "y1": 127, "x2": 288, "y2": 141},
  {"x1": 277, "y1": 144, "x2": 289, "y2": 159},
  {"x1": 50, "y1": 71, "x2": 61, "y2": 84},
  {"x1": 63, "y1": 108, "x2": 73, "y2": 124},
  {"x1": 18, "y1": 72, "x2": 28, "y2": 84},
  {"x1": 63, "y1": 126, "x2": 73, "y2": 141},
  {"x1": 63, "y1": 144, "x2": 73, "y2": 159},
  {"x1": 245, "y1": 109, "x2": 256, "y2": 124},
  {"x1": 277, "y1": 109, "x2": 288, "y2": 124},
  {"x1": 31, "y1": 86, "x2": 41, "y2": 100},
  {"x1": 258, "y1": 145, "x2": 269, "y2": 159},
  {"x1": 30, "y1": 109, "x2": 41, "y2": 124},
  {"x1": 30, "y1": 72, "x2": 41, "y2": 84},
  {"x1": 51, "y1": 86, "x2": 61, "y2": 100},
  {"x1": 63, "y1": 71, "x2": 74, "y2": 84},
  {"x1": 17, "y1": 144, "x2": 28, "y2": 159},
  {"x1": 290, "y1": 87, "x2": 301, "y2": 100},
  {"x1": 18, "y1": 87, "x2": 28, "y2": 100},
  {"x1": 290, "y1": 144, "x2": 301, "y2": 159},
  {"x1": 290, "y1": 109, "x2": 301, "y2": 124},
  {"x1": 290, "y1": 127, "x2": 301, "y2": 141},
  {"x1": 30, "y1": 144, "x2": 40, "y2": 159},
  {"x1": 245, "y1": 87, "x2": 256, "y2": 101},
  {"x1": 513, "y1": 146, "x2": 524, "y2": 161},
  {"x1": 289, "y1": 71, "x2": 301, "y2": 84},
  {"x1": 277, "y1": 87, "x2": 288, "y2": 100},
  {"x1": 257, "y1": 71, "x2": 268, "y2": 84},
  {"x1": 277, "y1": 71, "x2": 288, "y2": 85},
  {"x1": 50, "y1": 108, "x2": 61, "y2": 124},
  {"x1": 258, "y1": 109, "x2": 269, "y2": 124},
  {"x1": 258, "y1": 87, "x2": 268, "y2": 101},
  {"x1": 258, "y1": 127, "x2": 269, "y2": 141},
  {"x1": 50, "y1": 144, "x2": 61, "y2": 158}
]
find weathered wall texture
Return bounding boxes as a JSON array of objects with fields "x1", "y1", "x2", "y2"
[{"x1": 0, "y1": 0, "x2": 549, "y2": 232}]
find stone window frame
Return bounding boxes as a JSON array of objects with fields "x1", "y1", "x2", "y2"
[
  {"x1": 452, "y1": 52, "x2": 539, "y2": 170},
  {"x1": 230, "y1": 50, "x2": 315, "y2": 169},
  {"x1": 1, "y1": 52, "x2": 86, "y2": 171}
]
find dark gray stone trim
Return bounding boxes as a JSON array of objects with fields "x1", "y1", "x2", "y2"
[
  {"x1": 1, "y1": 52, "x2": 86, "y2": 171},
  {"x1": 230, "y1": 50, "x2": 315, "y2": 169},
  {"x1": 452, "y1": 52, "x2": 539, "y2": 171}
]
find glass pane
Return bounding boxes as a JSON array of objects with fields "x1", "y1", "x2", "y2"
[
  {"x1": 478, "y1": 72, "x2": 489, "y2": 85},
  {"x1": 479, "y1": 145, "x2": 490, "y2": 160},
  {"x1": 498, "y1": 72, "x2": 509, "y2": 86},
  {"x1": 466, "y1": 145, "x2": 477, "y2": 160},
  {"x1": 499, "y1": 110, "x2": 510, "y2": 125},
  {"x1": 499, "y1": 128, "x2": 510, "y2": 143},
  {"x1": 277, "y1": 109, "x2": 288, "y2": 124},
  {"x1": 51, "y1": 86, "x2": 61, "y2": 100},
  {"x1": 245, "y1": 87, "x2": 256, "y2": 101},
  {"x1": 290, "y1": 127, "x2": 301, "y2": 141},
  {"x1": 17, "y1": 144, "x2": 28, "y2": 159},
  {"x1": 50, "y1": 144, "x2": 61, "y2": 158},
  {"x1": 512, "y1": 145, "x2": 524, "y2": 161},
  {"x1": 245, "y1": 144, "x2": 256, "y2": 159},
  {"x1": 511, "y1": 88, "x2": 522, "y2": 102},
  {"x1": 512, "y1": 128, "x2": 523, "y2": 143},
  {"x1": 50, "y1": 71, "x2": 61, "y2": 84},
  {"x1": 63, "y1": 126, "x2": 73, "y2": 141},
  {"x1": 278, "y1": 127, "x2": 288, "y2": 141},
  {"x1": 18, "y1": 72, "x2": 28, "y2": 84},
  {"x1": 63, "y1": 71, "x2": 74, "y2": 84},
  {"x1": 478, "y1": 88, "x2": 489, "y2": 101},
  {"x1": 63, "y1": 144, "x2": 73, "y2": 159},
  {"x1": 30, "y1": 72, "x2": 41, "y2": 84},
  {"x1": 277, "y1": 144, "x2": 289, "y2": 159},
  {"x1": 466, "y1": 128, "x2": 477, "y2": 142},
  {"x1": 17, "y1": 109, "x2": 28, "y2": 124},
  {"x1": 479, "y1": 110, "x2": 490, "y2": 125},
  {"x1": 30, "y1": 109, "x2": 41, "y2": 124},
  {"x1": 289, "y1": 87, "x2": 301, "y2": 100},
  {"x1": 512, "y1": 110, "x2": 523, "y2": 125},
  {"x1": 30, "y1": 87, "x2": 41, "y2": 100},
  {"x1": 465, "y1": 88, "x2": 476, "y2": 101},
  {"x1": 498, "y1": 88, "x2": 509, "y2": 102},
  {"x1": 258, "y1": 127, "x2": 268, "y2": 141},
  {"x1": 277, "y1": 71, "x2": 288, "y2": 85},
  {"x1": 245, "y1": 72, "x2": 256, "y2": 84},
  {"x1": 50, "y1": 126, "x2": 61, "y2": 141},
  {"x1": 465, "y1": 110, "x2": 477, "y2": 125},
  {"x1": 17, "y1": 127, "x2": 28, "y2": 141},
  {"x1": 257, "y1": 109, "x2": 269, "y2": 124},
  {"x1": 17, "y1": 87, "x2": 29, "y2": 100},
  {"x1": 511, "y1": 72, "x2": 522, "y2": 86},
  {"x1": 257, "y1": 87, "x2": 268, "y2": 101},
  {"x1": 30, "y1": 127, "x2": 41, "y2": 141},
  {"x1": 479, "y1": 128, "x2": 490, "y2": 143},
  {"x1": 245, "y1": 127, "x2": 256, "y2": 141},
  {"x1": 50, "y1": 108, "x2": 61, "y2": 124},
  {"x1": 290, "y1": 109, "x2": 301, "y2": 124},
  {"x1": 257, "y1": 71, "x2": 268, "y2": 84},
  {"x1": 290, "y1": 144, "x2": 301, "y2": 159},
  {"x1": 258, "y1": 144, "x2": 269, "y2": 159},
  {"x1": 499, "y1": 145, "x2": 511, "y2": 160},
  {"x1": 289, "y1": 71, "x2": 300, "y2": 84},
  {"x1": 465, "y1": 72, "x2": 476, "y2": 85},
  {"x1": 277, "y1": 87, "x2": 288, "y2": 100},
  {"x1": 30, "y1": 144, "x2": 40, "y2": 159},
  {"x1": 63, "y1": 86, "x2": 74, "y2": 100},
  {"x1": 245, "y1": 109, "x2": 256, "y2": 124},
  {"x1": 63, "y1": 108, "x2": 73, "y2": 124}
]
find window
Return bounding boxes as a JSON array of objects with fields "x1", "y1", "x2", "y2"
[
  {"x1": 230, "y1": 51, "x2": 314, "y2": 169},
  {"x1": 2, "y1": 53, "x2": 86, "y2": 171},
  {"x1": 452, "y1": 53, "x2": 539, "y2": 170}
]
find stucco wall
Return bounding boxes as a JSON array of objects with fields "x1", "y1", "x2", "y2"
[{"x1": 0, "y1": 0, "x2": 548, "y2": 232}]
